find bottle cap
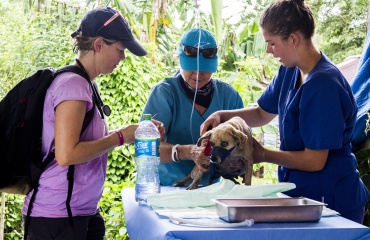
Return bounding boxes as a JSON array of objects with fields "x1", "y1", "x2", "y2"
[{"x1": 143, "y1": 114, "x2": 152, "y2": 120}]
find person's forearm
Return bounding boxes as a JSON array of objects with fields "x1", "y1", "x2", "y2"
[
  {"x1": 263, "y1": 148, "x2": 328, "y2": 172},
  {"x1": 56, "y1": 124, "x2": 138, "y2": 166},
  {"x1": 56, "y1": 132, "x2": 120, "y2": 166},
  {"x1": 217, "y1": 106, "x2": 275, "y2": 128}
]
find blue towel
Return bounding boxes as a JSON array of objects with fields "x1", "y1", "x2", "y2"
[{"x1": 351, "y1": 31, "x2": 370, "y2": 152}]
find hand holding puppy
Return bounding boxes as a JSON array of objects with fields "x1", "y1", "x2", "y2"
[
  {"x1": 191, "y1": 139, "x2": 211, "y2": 172},
  {"x1": 200, "y1": 113, "x2": 221, "y2": 135},
  {"x1": 252, "y1": 138, "x2": 266, "y2": 164}
]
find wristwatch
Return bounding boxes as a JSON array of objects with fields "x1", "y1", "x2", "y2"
[{"x1": 171, "y1": 144, "x2": 180, "y2": 162}]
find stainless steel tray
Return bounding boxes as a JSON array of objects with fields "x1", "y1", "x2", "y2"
[{"x1": 214, "y1": 198, "x2": 326, "y2": 223}]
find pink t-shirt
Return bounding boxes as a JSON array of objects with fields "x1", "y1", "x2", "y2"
[{"x1": 22, "y1": 72, "x2": 109, "y2": 217}]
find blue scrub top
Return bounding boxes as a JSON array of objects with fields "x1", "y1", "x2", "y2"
[
  {"x1": 142, "y1": 76, "x2": 244, "y2": 187},
  {"x1": 258, "y1": 53, "x2": 370, "y2": 218}
]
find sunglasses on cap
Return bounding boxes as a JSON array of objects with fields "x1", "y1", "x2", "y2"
[
  {"x1": 96, "y1": 11, "x2": 124, "y2": 35},
  {"x1": 180, "y1": 43, "x2": 218, "y2": 59}
]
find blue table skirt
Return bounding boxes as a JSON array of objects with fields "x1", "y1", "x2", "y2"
[{"x1": 121, "y1": 187, "x2": 370, "y2": 240}]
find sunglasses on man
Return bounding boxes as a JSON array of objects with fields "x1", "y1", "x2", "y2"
[{"x1": 180, "y1": 43, "x2": 218, "y2": 59}]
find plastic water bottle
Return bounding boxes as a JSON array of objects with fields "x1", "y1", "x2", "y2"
[{"x1": 134, "y1": 114, "x2": 161, "y2": 204}]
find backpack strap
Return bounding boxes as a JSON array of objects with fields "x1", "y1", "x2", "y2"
[
  {"x1": 57, "y1": 65, "x2": 99, "y2": 227},
  {"x1": 64, "y1": 102, "x2": 95, "y2": 226},
  {"x1": 63, "y1": 62, "x2": 103, "y2": 226},
  {"x1": 66, "y1": 165, "x2": 75, "y2": 225}
]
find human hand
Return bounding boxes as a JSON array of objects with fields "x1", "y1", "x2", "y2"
[
  {"x1": 252, "y1": 137, "x2": 266, "y2": 163},
  {"x1": 151, "y1": 119, "x2": 166, "y2": 141},
  {"x1": 116, "y1": 119, "x2": 165, "y2": 145},
  {"x1": 191, "y1": 139, "x2": 211, "y2": 172},
  {"x1": 200, "y1": 113, "x2": 221, "y2": 136}
]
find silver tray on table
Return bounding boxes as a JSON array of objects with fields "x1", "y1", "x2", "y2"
[{"x1": 214, "y1": 197, "x2": 326, "y2": 223}]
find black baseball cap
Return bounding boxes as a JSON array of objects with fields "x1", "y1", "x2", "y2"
[{"x1": 71, "y1": 7, "x2": 147, "y2": 56}]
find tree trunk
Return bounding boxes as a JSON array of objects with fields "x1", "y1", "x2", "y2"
[{"x1": 0, "y1": 193, "x2": 5, "y2": 240}]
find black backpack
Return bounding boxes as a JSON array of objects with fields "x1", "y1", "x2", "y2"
[{"x1": 0, "y1": 65, "x2": 100, "y2": 237}]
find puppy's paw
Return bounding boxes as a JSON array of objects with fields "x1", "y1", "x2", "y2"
[
  {"x1": 186, "y1": 184, "x2": 198, "y2": 190},
  {"x1": 173, "y1": 181, "x2": 185, "y2": 187},
  {"x1": 186, "y1": 181, "x2": 200, "y2": 190}
]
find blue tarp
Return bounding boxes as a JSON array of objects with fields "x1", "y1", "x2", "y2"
[{"x1": 351, "y1": 31, "x2": 370, "y2": 152}]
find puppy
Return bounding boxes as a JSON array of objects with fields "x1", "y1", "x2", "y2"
[{"x1": 173, "y1": 116, "x2": 253, "y2": 190}]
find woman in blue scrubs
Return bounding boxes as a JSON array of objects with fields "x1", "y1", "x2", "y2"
[{"x1": 201, "y1": 0, "x2": 370, "y2": 224}]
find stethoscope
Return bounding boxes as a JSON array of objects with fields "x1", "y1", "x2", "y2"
[{"x1": 75, "y1": 59, "x2": 111, "y2": 119}]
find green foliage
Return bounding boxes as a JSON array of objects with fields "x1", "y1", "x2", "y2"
[
  {"x1": 219, "y1": 55, "x2": 278, "y2": 106},
  {"x1": 0, "y1": 0, "x2": 85, "y2": 98},
  {"x1": 98, "y1": 182, "x2": 133, "y2": 240},
  {"x1": 308, "y1": 0, "x2": 368, "y2": 63},
  {"x1": 355, "y1": 147, "x2": 370, "y2": 226},
  {"x1": 354, "y1": 114, "x2": 370, "y2": 227},
  {"x1": 252, "y1": 163, "x2": 279, "y2": 185},
  {"x1": 2, "y1": 194, "x2": 24, "y2": 240}
]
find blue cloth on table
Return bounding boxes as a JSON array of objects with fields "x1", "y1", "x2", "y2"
[
  {"x1": 122, "y1": 187, "x2": 370, "y2": 240},
  {"x1": 351, "y1": 31, "x2": 370, "y2": 152},
  {"x1": 358, "y1": 233, "x2": 370, "y2": 240}
]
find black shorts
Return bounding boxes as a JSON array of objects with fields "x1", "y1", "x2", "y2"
[{"x1": 23, "y1": 211, "x2": 105, "y2": 240}]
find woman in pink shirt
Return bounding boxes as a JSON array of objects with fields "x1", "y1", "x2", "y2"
[{"x1": 22, "y1": 7, "x2": 164, "y2": 240}]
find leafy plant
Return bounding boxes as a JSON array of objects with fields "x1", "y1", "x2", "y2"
[
  {"x1": 355, "y1": 112, "x2": 370, "y2": 227},
  {"x1": 0, "y1": 0, "x2": 83, "y2": 98},
  {"x1": 99, "y1": 182, "x2": 132, "y2": 240},
  {"x1": 2, "y1": 194, "x2": 24, "y2": 240},
  {"x1": 308, "y1": 0, "x2": 368, "y2": 63},
  {"x1": 355, "y1": 147, "x2": 370, "y2": 227},
  {"x1": 221, "y1": 55, "x2": 278, "y2": 105}
]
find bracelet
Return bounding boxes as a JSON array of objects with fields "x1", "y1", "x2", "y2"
[
  {"x1": 116, "y1": 131, "x2": 124, "y2": 146},
  {"x1": 171, "y1": 144, "x2": 180, "y2": 162}
]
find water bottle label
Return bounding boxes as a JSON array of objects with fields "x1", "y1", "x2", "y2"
[{"x1": 135, "y1": 138, "x2": 160, "y2": 157}]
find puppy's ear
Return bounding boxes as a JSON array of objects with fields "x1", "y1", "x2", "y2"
[
  {"x1": 232, "y1": 129, "x2": 248, "y2": 148},
  {"x1": 197, "y1": 130, "x2": 213, "y2": 146}
]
